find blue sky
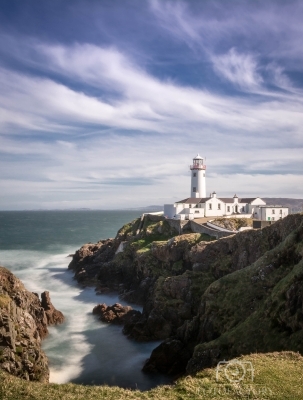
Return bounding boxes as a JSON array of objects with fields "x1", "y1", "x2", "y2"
[{"x1": 0, "y1": 0, "x2": 302, "y2": 210}]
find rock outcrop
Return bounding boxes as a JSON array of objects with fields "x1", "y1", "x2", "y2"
[
  {"x1": 40, "y1": 291, "x2": 64, "y2": 326},
  {"x1": 69, "y1": 213, "x2": 303, "y2": 378},
  {"x1": 92, "y1": 303, "x2": 141, "y2": 325},
  {"x1": 0, "y1": 267, "x2": 64, "y2": 382}
]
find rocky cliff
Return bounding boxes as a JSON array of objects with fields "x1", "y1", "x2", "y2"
[
  {"x1": 68, "y1": 213, "x2": 303, "y2": 377},
  {"x1": 0, "y1": 267, "x2": 64, "y2": 382}
]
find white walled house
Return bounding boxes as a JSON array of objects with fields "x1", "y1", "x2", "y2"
[
  {"x1": 258, "y1": 205, "x2": 289, "y2": 221},
  {"x1": 164, "y1": 193, "x2": 267, "y2": 219},
  {"x1": 163, "y1": 154, "x2": 289, "y2": 221}
]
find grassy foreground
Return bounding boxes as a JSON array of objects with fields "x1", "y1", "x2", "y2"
[{"x1": 1, "y1": 352, "x2": 303, "y2": 400}]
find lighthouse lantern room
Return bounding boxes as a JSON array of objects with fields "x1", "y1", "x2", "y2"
[{"x1": 190, "y1": 154, "x2": 206, "y2": 198}]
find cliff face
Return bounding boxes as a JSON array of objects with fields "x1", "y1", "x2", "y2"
[
  {"x1": 0, "y1": 267, "x2": 64, "y2": 382},
  {"x1": 68, "y1": 213, "x2": 303, "y2": 377}
]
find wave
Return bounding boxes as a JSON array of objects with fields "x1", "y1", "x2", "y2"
[{"x1": 0, "y1": 248, "x2": 169, "y2": 389}]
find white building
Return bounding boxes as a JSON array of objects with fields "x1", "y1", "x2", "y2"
[
  {"x1": 164, "y1": 155, "x2": 289, "y2": 221},
  {"x1": 258, "y1": 205, "x2": 289, "y2": 221},
  {"x1": 190, "y1": 154, "x2": 206, "y2": 198}
]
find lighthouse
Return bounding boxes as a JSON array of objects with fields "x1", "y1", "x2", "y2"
[{"x1": 190, "y1": 154, "x2": 206, "y2": 198}]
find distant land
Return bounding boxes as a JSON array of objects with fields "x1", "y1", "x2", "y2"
[
  {"x1": 1, "y1": 199, "x2": 302, "y2": 213},
  {"x1": 132, "y1": 205, "x2": 164, "y2": 212},
  {"x1": 263, "y1": 198, "x2": 303, "y2": 213}
]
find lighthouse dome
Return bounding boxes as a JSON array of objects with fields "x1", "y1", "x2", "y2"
[{"x1": 194, "y1": 154, "x2": 203, "y2": 160}]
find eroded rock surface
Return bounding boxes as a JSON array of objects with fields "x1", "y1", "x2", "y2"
[
  {"x1": 69, "y1": 213, "x2": 303, "y2": 378},
  {"x1": 41, "y1": 291, "x2": 64, "y2": 326},
  {"x1": 0, "y1": 267, "x2": 64, "y2": 382}
]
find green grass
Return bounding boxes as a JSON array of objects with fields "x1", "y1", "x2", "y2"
[
  {"x1": 187, "y1": 221, "x2": 303, "y2": 373},
  {"x1": 116, "y1": 218, "x2": 141, "y2": 239},
  {"x1": 1, "y1": 352, "x2": 303, "y2": 399}
]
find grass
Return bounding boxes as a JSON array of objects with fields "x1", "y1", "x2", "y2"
[
  {"x1": 187, "y1": 221, "x2": 303, "y2": 374},
  {"x1": 1, "y1": 352, "x2": 303, "y2": 399},
  {"x1": 116, "y1": 218, "x2": 141, "y2": 238},
  {"x1": 0, "y1": 293, "x2": 10, "y2": 309},
  {"x1": 212, "y1": 218, "x2": 253, "y2": 231}
]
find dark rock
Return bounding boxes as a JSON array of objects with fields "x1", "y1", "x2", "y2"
[
  {"x1": 0, "y1": 266, "x2": 64, "y2": 382},
  {"x1": 143, "y1": 339, "x2": 192, "y2": 376},
  {"x1": 92, "y1": 303, "x2": 141, "y2": 325},
  {"x1": 186, "y1": 348, "x2": 221, "y2": 375},
  {"x1": 41, "y1": 291, "x2": 64, "y2": 325}
]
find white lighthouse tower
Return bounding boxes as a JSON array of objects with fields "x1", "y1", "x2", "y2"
[{"x1": 190, "y1": 154, "x2": 206, "y2": 198}]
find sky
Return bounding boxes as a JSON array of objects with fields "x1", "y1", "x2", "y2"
[{"x1": 0, "y1": 0, "x2": 302, "y2": 210}]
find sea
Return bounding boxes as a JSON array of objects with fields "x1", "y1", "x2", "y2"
[{"x1": 0, "y1": 210, "x2": 171, "y2": 390}]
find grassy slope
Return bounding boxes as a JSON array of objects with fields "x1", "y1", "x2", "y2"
[
  {"x1": 188, "y1": 221, "x2": 303, "y2": 371},
  {"x1": 1, "y1": 352, "x2": 303, "y2": 399}
]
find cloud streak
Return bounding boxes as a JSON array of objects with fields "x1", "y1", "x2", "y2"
[{"x1": 0, "y1": 0, "x2": 302, "y2": 209}]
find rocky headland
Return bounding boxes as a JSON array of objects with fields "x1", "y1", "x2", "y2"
[
  {"x1": 68, "y1": 213, "x2": 303, "y2": 378},
  {"x1": 0, "y1": 266, "x2": 64, "y2": 382}
]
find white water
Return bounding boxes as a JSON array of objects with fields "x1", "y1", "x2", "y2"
[{"x1": 0, "y1": 248, "x2": 170, "y2": 389}]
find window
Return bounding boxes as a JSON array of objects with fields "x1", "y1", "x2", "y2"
[
  {"x1": 227, "y1": 206, "x2": 230, "y2": 212},
  {"x1": 272, "y1": 217, "x2": 275, "y2": 221},
  {"x1": 279, "y1": 210, "x2": 282, "y2": 214},
  {"x1": 195, "y1": 210, "x2": 199, "y2": 213},
  {"x1": 193, "y1": 187, "x2": 196, "y2": 192},
  {"x1": 272, "y1": 209, "x2": 275, "y2": 214},
  {"x1": 218, "y1": 204, "x2": 221, "y2": 210},
  {"x1": 193, "y1": 173, "x2": 196, "y2": 177},
  {"x1": 209, "y1": 203, "x2": 212, "y2": 210}
]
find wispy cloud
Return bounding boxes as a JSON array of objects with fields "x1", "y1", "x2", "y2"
[
  {"x1": 1, "y1": 41, "x2": 303, "y2": 139},
  {"x1": 211, "y1": 48, "x2": 262, "y2": 90},
  {"x1": 0, "y1": 1, "x2": 302, "y2": 209}
]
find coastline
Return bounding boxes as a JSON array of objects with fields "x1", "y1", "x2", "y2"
[{"x1": 67, "y1": 212, "x2": 303, "y2": 379}]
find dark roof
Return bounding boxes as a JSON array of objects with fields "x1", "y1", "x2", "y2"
[
  {"x1": 176, "y1": 197, "x2": 212, "y2": 204},
  {"x1": 176, "y1": 197, "x2": 265, "y2": 205},
  {"x1": 218, "y1": 198, "x2": 234, "y2": 203},
  {"x1": 259, "y1": 205, "x2": 288, "y2": 208},
  {"x1": 239, "y1": 198, "x2": 263, "y2": 204},
  {"x1": 217, "y1": 197, "x2": 264, "y2": 204},
  {"x1": 176, "y1": 198, "x2": 203, "y2": 204},
  {"x1": 199, "y1": 197, "x2": 211, "y2": 203}
]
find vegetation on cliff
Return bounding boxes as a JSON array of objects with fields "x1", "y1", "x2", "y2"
[
  {"x1": 211, "y1": 217, "x2": 253, "y2": 231},
  {"x1": 68, "y1": 213, "x2": 303, "y2": 379}
]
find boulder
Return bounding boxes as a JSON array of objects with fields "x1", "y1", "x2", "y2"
[
  {"x1": 41, "y1": 291, "x2": 64, "y2": 325},
  {"x1": 92, "y1": 303, "x2": 141, "y2": 325}
]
